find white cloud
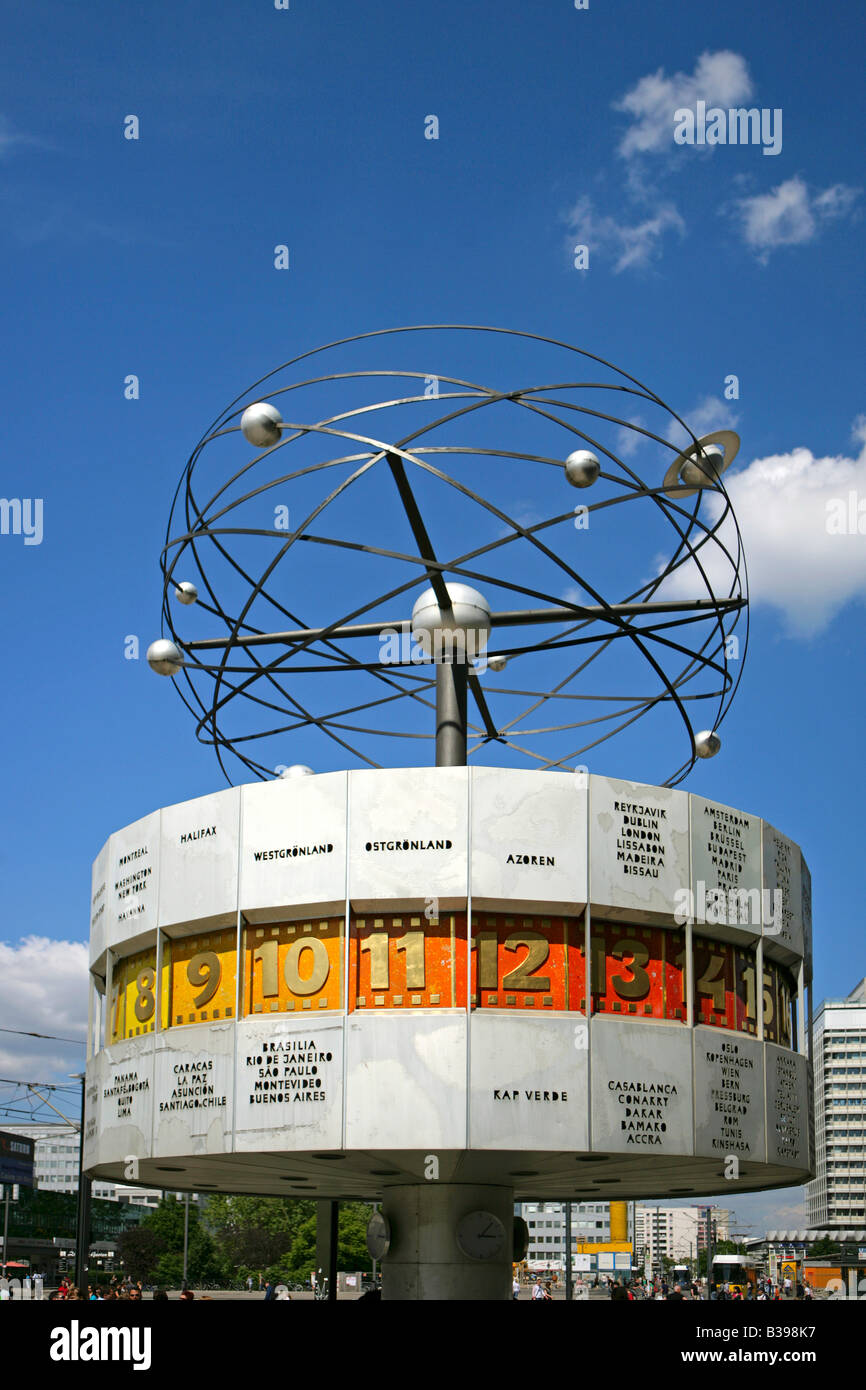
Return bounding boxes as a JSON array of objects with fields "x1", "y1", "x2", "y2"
[
  {"x1": 660, "y1": 419, "x2": 866, "y2": 635},
  {"x1": 615, "y1": 416, "x2": 646, "y2": 458},
  {"x1": 738, "y1": 176, "x2": 860, "y2": 260},
  {"x1": 0, "y1": 116, "x2": 47, "y2": 159},
  {"x1": 615, "y1": 51, "x2": 753, "y2": 159},
  {"x1": 566, "y1": 195, "x2": 684, "y2": 272},
  {"x1": 667, "y1": 1187, "x2": 806, "y2": 1236},
  {"x1": 668, "y1": 396, "x2": 740, "y2": 449},
  {"x1": 0, "y1": 937, "x2": 88, "y2": 1084}
]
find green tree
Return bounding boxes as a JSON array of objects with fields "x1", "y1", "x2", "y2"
[
  {"x1": 118, "y1": 1196, "x2": 222, "y2": 1286},
  {"x1": 117, "y1": 1226, "x2": 162, "y2": 1283},
  {"x1": 336, "y1": 1203, "x2": 374, "y2": 1273},
  {"x1": 808, "y1": 1237, "x2": 841, "y2": 1258},
  {"x1": 203, "y1": 1195, "x2": 316, "y2": 1274},
  {"x1": 275, "y1": 1202, "x2": 373, "y2": 1283},
  {"x1": 142, "y1": 1197, "x2": 188, "y2": 1248}
]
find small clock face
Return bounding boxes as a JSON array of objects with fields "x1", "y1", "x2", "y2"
[
  {"x1": 366, "y1": 1210, "x2": 391, "y2": 1260},
  {"x1": 456, "y1": 1210, "x2": 507, "y2": 1261}
]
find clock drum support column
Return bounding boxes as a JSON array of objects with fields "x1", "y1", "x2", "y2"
[{"x1": 378, "y1": 1184, "x2": 514, "y2": 1301}]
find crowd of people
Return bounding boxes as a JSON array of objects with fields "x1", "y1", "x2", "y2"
[
  {"x1": 43, "y1": 1276, "x2": 206, "y2": 1301},
  {"x1": 519, "y1": 1272, "x2": 815, "y2": 1301}
]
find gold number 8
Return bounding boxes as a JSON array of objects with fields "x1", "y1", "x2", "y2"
[{"x1": 134, "y1": 968, "x2": 155, "y2": 1022}]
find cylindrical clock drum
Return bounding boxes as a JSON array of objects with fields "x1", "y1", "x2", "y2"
[{"x1": 84, "y1": 767, "x2": 812, "y2": 1299}]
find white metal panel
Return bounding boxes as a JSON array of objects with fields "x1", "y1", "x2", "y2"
[
  {"x1": 89, "y1": 838, "x2": 110, "y2": 969},
  {"x1": 470, "y1": 767, "x2": 587, "y2": 913},
  {"x1": 469, "y1": 1013, "x2": 588, "y2": 1150},
  {"x1": 693, "y1": 1026, "x2": 766, "y2": 1163},
  {"x1": 107, "y1": 810, "x2": 161, "y2": 953},
  {"x1": 590, "y1": 776, "x2": 690, "y2": 923},
  {"x1": 762, "y1": 822, "x2": 804, "y2": 963},
  {"x1": 348, "y1": 767, "x2": 468, "y2": 911},
  {"x1": 152, "y1": 1025, "x2": 234, "y2": 1156},
  {"x1": 590, "y1": 1017, "x2": 694, "y2": 1156},
  {"x1": 233, "y1": 1016, "x2": 344, "y2": 1152},
  {"x1": 240, "y1": 773, "x2": 347, "y2": 918},
  {"x1": 345, "y1": 1013, "x2": 467, "y2": 1150},
  {"x1": 158, "y1": 788, "x2": 241, "y2": 930}
]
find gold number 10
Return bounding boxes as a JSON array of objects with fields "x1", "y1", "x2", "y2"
[{"x1": 252, "y1": 937, "x2": 330, "y2": 998}]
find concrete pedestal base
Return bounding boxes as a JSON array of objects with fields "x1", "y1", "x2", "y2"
[{"x1": 380, "y1": 1183, "x2": 514, "y2": 1301}]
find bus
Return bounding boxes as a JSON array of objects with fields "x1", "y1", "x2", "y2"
[{"x1": 710, "y1": 1255, "x2": 759, "y2": 1297}]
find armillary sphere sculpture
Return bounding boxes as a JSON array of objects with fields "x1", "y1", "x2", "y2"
[{"x1": 148, "y1": 326, "x2": 748, "y2": 786}]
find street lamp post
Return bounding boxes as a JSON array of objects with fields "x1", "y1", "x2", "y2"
[
  {"x1": 71, "y1": 1074, "x2": 91, "y2": 1296},
  {"x1": 182, "y1": 1192, "x2": 190, "y2": 1289},
  {"x1": 2, "y1": 1183, "x2": 11, "y2": 1277}
]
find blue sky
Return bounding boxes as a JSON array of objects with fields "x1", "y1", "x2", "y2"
[{"x1": 0, "y1": 1, "x2": 863, "y2": 1228}]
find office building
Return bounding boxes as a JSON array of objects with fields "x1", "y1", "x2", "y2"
[{"x1": 806, "y1": 978, "x2": 866, "y2": 1226}]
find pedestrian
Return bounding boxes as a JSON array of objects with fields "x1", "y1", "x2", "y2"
[
  {"x1": 264, "y1": 1280, "x2": 275, "y2": 1301},
  {"x1": 531, "y1": 1278, "x2": 546, "y2": 1301},
  {"x1": 512, "y1": 1275, "x2": 520, "y2": 1300}
]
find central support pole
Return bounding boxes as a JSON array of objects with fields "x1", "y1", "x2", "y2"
[
  {"x1": 435, "y1": 660, "x2": 468, "y2": 767},
  {"x1": 380, "y1": 1184, "x2": 514, "y2": 1300}
]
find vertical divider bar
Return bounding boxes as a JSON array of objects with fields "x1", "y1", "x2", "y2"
[
  {"x1": 584, "y1": 772, "x2": 592, "y2": 1159},
  {"x1": 797, "y1": 959, "x2": 807, "y2": 1056},
  {"x1": 685, "y1": 797, "x2": 694, "y2": 1028},
  {"x1": 86, "y1": 975, "x2": 95, "y2": 1062},
  {"x1": 105, "y1": 950, "x2": 115, "y2": 1048},
  {"x1": 342, "y1": 771, "x2": 351, "y2": 1153},
  {"x1": 231, "y1": 914, "x2": 243, "y2": 1155},
  {"x1": 685, "y1": 922, "x2": 694, "y2": 1028},
  {"x1": 465, "y1": 766, "x2": 473, "y2": 1152},
  {"x1": 756, "y1": 936, "x2": 765, "y2": 1043},
  {"x1": 231, "y1": 789, "x2": 244, "y2": 1156},
  {"x1": 155, "y1": 930, "x2": 163, "y2": 1035}
]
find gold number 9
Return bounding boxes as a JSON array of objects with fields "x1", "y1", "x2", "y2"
[{"x1": 187, "y1": 952, "x2": 221, "y2": 1008}]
